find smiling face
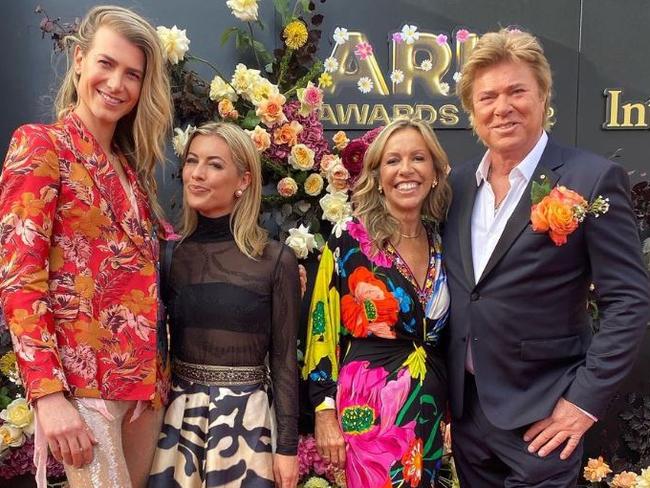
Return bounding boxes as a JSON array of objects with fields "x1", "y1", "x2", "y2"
[
  {"x1": 182, "y1": 134, "x2": 251, "y2": 218},
  {"x1": 471, "y1": 59, "x2": 546, "y2": 165},
  {"x1": 73, "y1": 26, "x2": 145, "y2": 138},
  {"x1": 378, "y1": 127, "x2": 437, "y2": 219}
]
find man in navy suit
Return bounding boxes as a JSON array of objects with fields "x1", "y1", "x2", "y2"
[{"x1": 443, "y1": 29, "x2": 649, "y2": 486}]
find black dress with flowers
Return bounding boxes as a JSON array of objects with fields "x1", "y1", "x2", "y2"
[{"x1": 303, "y1": 219, "x2": 450, "y2": 488}]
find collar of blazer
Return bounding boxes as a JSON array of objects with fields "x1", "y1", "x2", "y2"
[
  {"x1": 457, "y1": 137, "x2": 565, "y2": 288},
  {"x1": 62, "y1": 112, "x2": 156, "y2": 260}
]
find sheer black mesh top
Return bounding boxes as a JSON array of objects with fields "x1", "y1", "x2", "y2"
[{"x1": 166, "y1": 213, "x2": 300, "y2": 455}]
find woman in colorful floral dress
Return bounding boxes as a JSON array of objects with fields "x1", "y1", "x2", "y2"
[
  {"x1": 0, "y1": 6, "x2": 172, "y2": 487},
  {"x1": 303, "y1": 117, "x2": 452, "y2": 488}
]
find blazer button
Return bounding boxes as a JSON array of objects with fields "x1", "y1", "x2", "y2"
[{"x1": 470, "y1": 292, "x2": 480, "y2": 301}]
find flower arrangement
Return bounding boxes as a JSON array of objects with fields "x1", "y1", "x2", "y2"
[
  {"x1": 530, "y1": 177, "x2": 609, "y2": 246},
  {"x1": 0, "y1": 309, "x2": 65, "y2": 481},
  {"x1": 631, "y1": 180, "x2": 650, "y2": 270},
  {"x1": 581, "y1": 456, "x2": 650, "y2": 487},
  {"x1": 297, "y1": 434, "x2": 346, "y2": 487}
]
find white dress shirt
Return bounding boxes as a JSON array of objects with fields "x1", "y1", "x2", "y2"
[{"x1": 471, "y1": 131, "x2": 548, "y2": 282}]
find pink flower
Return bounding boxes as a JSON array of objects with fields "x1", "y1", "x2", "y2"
[
  {"x1": 297, "y1": 82, "x2": 324, "y2": 116},
  {"x1": 456, "y1": 29, "x2": 470, "y2": 42},
  {"x1": 354, "y1": 41, "x2": 373, "y2": 60},
  {"x1": 337, "y1": 361, "x2": 415, "y2": 488},
  {"x1": 347, "y1": 220, "x2": 393, "y2": 268},
  {"x1": 340, "y1": 139, "x2": 367, "y2": 182},
  {"x1": 435, "y1": 34, "x2": 448, "y2": 45},
  {"x1": 361, "y1": 126, "x2": 384, "y2": 144},
  {"x1": 392, "y1": 32, "x2": 403, "y2": 43}
]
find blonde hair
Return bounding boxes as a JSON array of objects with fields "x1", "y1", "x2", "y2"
[
  {"x1": 457, "y1": 28, "x2": 553, "y2": 130},
  {"x1": 54, "y1": 5, "x2": 173, "y2": 221},
  {"x1": 180, "y1": 122, "x2": 268, "y2": 260},
  {"x1": 352, "y1": 117, "x2": 452, "y2": 255}
]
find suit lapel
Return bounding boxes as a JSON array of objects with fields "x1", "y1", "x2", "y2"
[
  {"x1": 476, "y1": 139, "x2": 564, "y2": 286},
  {"x1": 64, "y1": 113, "x2": 154, "y2": 260},
  {"x1": 457, "y1": 162, "x2": 480, "y2": 288}
]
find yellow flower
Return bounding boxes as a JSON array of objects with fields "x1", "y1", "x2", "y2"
[
  {"x1": 611, "y1": 471, "x2": 639, "y2": 488},
  {"x1": 304, "y1": 173, "x2": 324, "y2": 196},
  {"x1": 156, "y1": 25, "x2": 190, "y2": 65},
  {"x1": 583, "y1": 456, "x2": 612, "y2": 483},
  {"x1": 637, "y1": 467, "x2": 650, "y2": 488},
  {"x1": 283, "y1": 20, "x2": 309, "y2": 50},
  {"x1": 402, "y1": 345, "x2": 427, "y2": 384},
  {"x1": 332, "y1": 130, "x2": 349, "y2": 150},
  {"x1": 0, "y1": 351, "x2": 17, "y2": 376},
  {"x1": 289, "y1": 144, "x2": 315, "y2": 171},
  {"x1": 319, "y1": 72, "x2": 333, "y2": 88},
  {"x1": 0, "y1": 424, "x2": 26, "y2": 452},
  {"x1": 0, "y1": 398, "x2": 34, "y2": 435}
]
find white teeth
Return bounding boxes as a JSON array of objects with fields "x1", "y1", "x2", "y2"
[
  {"x1": 396, "y1": 182, "x2": 418, "y2": 191},
  {"x1": 99, "y1": 91, "x2": 122, "y2": 105}
]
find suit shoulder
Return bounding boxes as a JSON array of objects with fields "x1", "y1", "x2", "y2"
[
  {"x1": 448, "y1": 157, "x2": 480, "y2": 187},
  {"x1": 559, "y1": 144, "x2": 621, "y2": 175}
]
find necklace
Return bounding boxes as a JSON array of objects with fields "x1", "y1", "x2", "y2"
[
  {"x1": 487, "y1": 166, "x2": 507, "y2": 215},
  {"x1": 399, "y1": 225, "x2": 424, "y2": 239}
]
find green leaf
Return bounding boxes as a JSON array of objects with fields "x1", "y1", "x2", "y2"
[
  {"x1": 273, "y1": 0, "x2": 290, "y2": 24},
  {"x1": 241, "y1": 109, "x2": 261, "y2": 130},
  {"x1": 314, "y1": 233, "x2": 326, "y2": 249},
  {"x1": 531, "y1": 179, "x2": 551, "y2": 205},
  {"x1": 252, "y1": 40, "x2": 274, "y2": 64},
  {"x1": 220, "y1": 27, "x2": 239, "y2": 46},
  {"x1": 298, "y1": 0, "x2": 310, "y2": 14}
]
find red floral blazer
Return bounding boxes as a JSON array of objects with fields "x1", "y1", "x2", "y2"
[{"x1": 0, "y1": 113, "x2": 169, "y2": 406}]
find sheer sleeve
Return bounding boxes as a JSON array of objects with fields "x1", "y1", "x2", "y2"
[
  {"x1": 270, "y1": 245, "x2": 300, "y2": 455},
  {"x1": 302, "y1": 235, "x2": 343, "y2": 411}
]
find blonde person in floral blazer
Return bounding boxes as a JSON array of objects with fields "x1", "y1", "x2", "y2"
[{"x1": 0, "y1": 6, "x2": 173, "y2": 488}]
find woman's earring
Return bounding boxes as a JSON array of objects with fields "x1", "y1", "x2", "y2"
[
  {"x1": 378, "y1": 184, "x2": 383, "y2": 194},
  {"x1": 235, "y1": 189, "x2": 243, "y2": 198},
  {"x1": 431, "y1": 178, "x2": 438, "y2": 189}
]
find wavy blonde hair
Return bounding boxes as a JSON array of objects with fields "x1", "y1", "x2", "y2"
[
  {"x1": 179, "y1": 122, "x2": 268, "y2": 260},
  {"x1": 456, "y1": 28, "x2": 553, "y2": 130},
  {"x1": 54, "y1": 5, "x2": 173, "y2": 221},
  {"x1": 352, "y1": 117, "x2": 452, "y2": 256}
]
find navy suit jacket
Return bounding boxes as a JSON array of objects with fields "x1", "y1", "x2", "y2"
[{"x1": 443, "y1": 137, "x2": 650, "y2": 430}]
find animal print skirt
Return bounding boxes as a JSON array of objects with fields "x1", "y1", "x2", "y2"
[{"x1": 148, "y1": 376, "x2": 274, "y2": 487}]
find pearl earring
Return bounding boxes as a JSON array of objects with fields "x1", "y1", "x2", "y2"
[
  {"x1": 235, "y1": 189, "x2": 243, "y2": 198},
  {"x1": 378, "y1": 184, "x2": 383, "y2": 194}
]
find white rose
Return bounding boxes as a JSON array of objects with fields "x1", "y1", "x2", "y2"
[
  {"x1": 156, "y1": 25, "x2": 190, "y2": 65},
  {"x1": 226, "y1": 0, "x2": 259, "y2": 21},
  {"x1": 231, "y1": 63, "x2": 261, "y2": 95},
  {"x1": 172, "y1": 125, "x2": 195, "y2": 156},
  {"x1": 320, "y1": 192, "x2": 352, "y2": 224},
  {"x1": 209, "y1": 76, "x2": 237, "y2": 102},
  {"x1": 0, "y1": 424, "x2": 26, "y2": 452},
  {"x1": 285, "y1": 224, "x2": 317, "y2": 259}
]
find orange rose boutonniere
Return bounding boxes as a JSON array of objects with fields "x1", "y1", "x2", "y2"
[{"x1": 530, "y1": 176, "x2": 610, "y2": 246}]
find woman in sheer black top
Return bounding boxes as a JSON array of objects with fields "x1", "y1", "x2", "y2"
[{"x1": 149, "y1": 122, "x2": 300, "y2": 488}]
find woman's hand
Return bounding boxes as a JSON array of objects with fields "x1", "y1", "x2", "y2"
[
  {"x1": 298, "y1": 264, "x2": 307, "y2": 298},
  {"x1": 273, "y1": 453, "x2": 299, "y2": 488},
  {"x1": 315, "y1": 409, "x2": 346, "y2": 468},
  {"x1": 35, "y1": 392, "x2": 97, "y2": 468}
]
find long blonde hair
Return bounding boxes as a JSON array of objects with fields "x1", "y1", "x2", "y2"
[
  {"x1": 54, "y1": 5, "x2": 173, "y2": 221},
  {"x1": 352, "y1": 117, "x2": 452, "y2": 255},
  {"x1": 179, "y1": 122, "x2": 268, "y2": 260},
  {"x1": 456, "y1": 28, "x2": 553, "y2": 130}
]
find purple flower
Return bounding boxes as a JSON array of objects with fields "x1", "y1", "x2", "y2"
[
  {"x1": 361, "y1": 125, "x2": 384, "y2": 144},
  {"x1": 435, "y1": 34, "x2": 448, "y2": 45},
  {"x1": 392, "y1": 32, "x2": 403, "y2": 44},
  {"x1": 0, "y1": 437, "x2": 65, "y2": 480}
]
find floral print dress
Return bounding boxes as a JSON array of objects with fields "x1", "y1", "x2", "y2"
[{"x1": 303, "y1": 219, "x2": 450, "y2": 488}]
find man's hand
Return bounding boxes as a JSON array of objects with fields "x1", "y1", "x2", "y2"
[
  {"x1": 524, "y1": 397, "x2": 594, "y2": 460},
  {"x1": 315, "y1": 409, "x2": 346, "y2": 468}
]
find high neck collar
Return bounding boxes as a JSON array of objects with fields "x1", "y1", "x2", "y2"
[{"x1": 192, "y1": 213, "x2": 233, "y2": 242}]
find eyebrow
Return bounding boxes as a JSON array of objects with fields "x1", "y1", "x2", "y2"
[
  {"x1": 186, "y1": 152, "x2": 225, "y2": 162},
  {"x1": 98, "y1": 54, "x2": 144, "y2": 77}
]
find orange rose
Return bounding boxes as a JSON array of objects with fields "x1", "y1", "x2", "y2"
[
  {"x1": 273, "y1": 121, "x2": 303, "y2": 146},
  {"x1": 546, "y1": 198, "x2": 579, "y2": 246},
  {"x1": 255, "y1": 93, "x2": 287, "y2": 127},
  {"x1": 530, "y1": 197, "x2": 551, "y2": 232},
  {"x1": 332, "y1": 130, "x2": 349, "y2": 150},
  {"x1": 341, "y1": 267, "x2": 399, "y2": 338},
  {"x1": 218, "y1": 99, "x2": 238, "y2": 120},
  {"x1": 550, "y1": 185, "x2": 587, "y2": 208}
]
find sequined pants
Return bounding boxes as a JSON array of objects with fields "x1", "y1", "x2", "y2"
[{"x1": 63, "y1": 399, "x2": 164, "y2": 488}]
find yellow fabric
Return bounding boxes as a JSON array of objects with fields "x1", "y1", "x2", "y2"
[
  {"x1": 302, "y1": 243, "x2": 341, "y2": 381},
  {"x1": 402, "y1": 345, "x2": 427, "y2": 385}
]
